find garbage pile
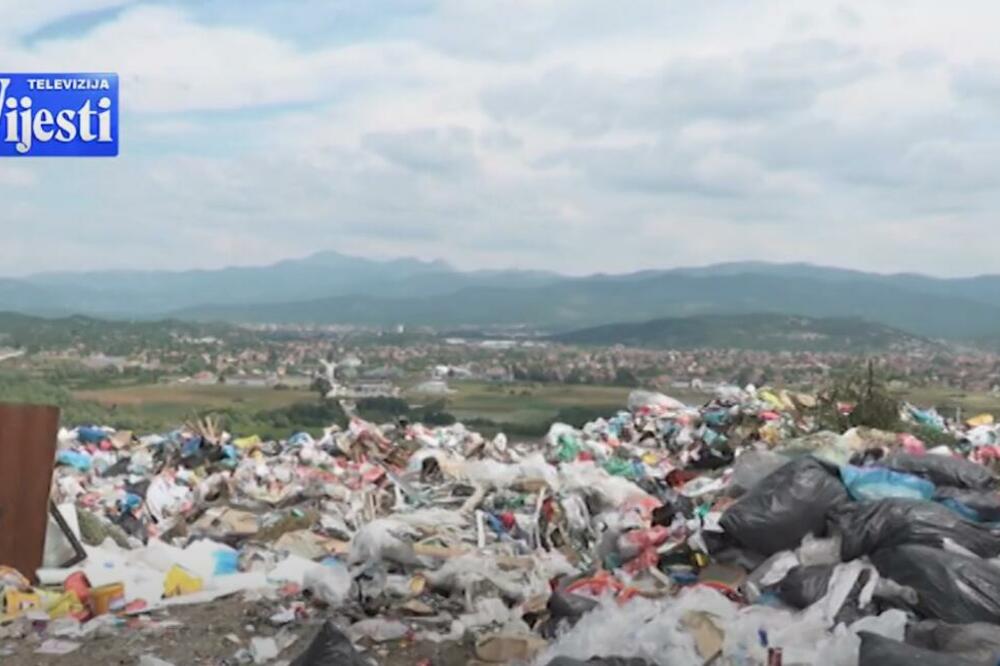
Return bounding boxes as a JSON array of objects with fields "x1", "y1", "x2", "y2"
[{"x1": 3, "y1": 386, "x2": 1000, "y2": 664}]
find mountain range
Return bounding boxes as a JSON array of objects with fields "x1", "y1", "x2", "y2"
[
  {"x1": 4, "y1": 252, "x2": 1000, "y2": 341},
  {"x1": 551, "y1": 314, "x2": 931, "y2": 352}
]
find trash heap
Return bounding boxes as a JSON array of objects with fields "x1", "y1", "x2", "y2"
[{"x1": 3, "y1": 386, "x2": 1000, "y2": 665}]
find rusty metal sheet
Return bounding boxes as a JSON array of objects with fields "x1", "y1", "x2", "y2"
[{"x1": 0, "y1": 402, "x2": 59, "y2": 581}]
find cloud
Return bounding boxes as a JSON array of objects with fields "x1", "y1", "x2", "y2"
[
  {"x1": 3, "y1": 0, "x2": 1000, "y2": 277},
  {"x1": 362, "y1": 127, "x2": 476, "y2": 174}
]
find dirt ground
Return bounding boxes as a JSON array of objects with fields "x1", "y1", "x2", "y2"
[{"x1": 0, "y1": 598, "x2": 476, "y2": 666}]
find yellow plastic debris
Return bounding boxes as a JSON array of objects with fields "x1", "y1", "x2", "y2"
[
  {"x1": 3, "y1": 588, "x2": 41, "y2": 619},
  {"x1": 967, "y1": 413, "x2": 995, "y2": 427},
  {"x1": 759, "y1": 390, "x2": 784, "y2": 410},
  {"x1": 45, "y1": 591, "x2": 84, "y2": 619},
  {"x1": 163, "y1": 565, "x2": 203, "y2": 597},
  {"x1": 233, "y1": 435, "x2": 262, "y2": 449}
]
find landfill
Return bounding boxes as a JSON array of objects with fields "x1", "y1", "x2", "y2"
[{"x1": 3, "y1": 387, "x2": 1000, "y2": 664}]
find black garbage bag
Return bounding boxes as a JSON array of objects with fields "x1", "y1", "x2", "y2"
[
  {"x1": 870, "y1": 545, "x2": 1000, "y2": 623},
  {"x1": 881, "y1": 452, "x2": 996, "y2": 490},
  {"x1": 907, "y1": 620, "x2": 1000, "y2": 663},
  {"x1": 858, "y1": 632, "x2": 984, "y2": 666},
  {"x1": 290, "y1": 621, "x2": 366, "y2": 666},
  {"x1": 637, "y1": 479, "x2": 695, "y2": 522},
  {"x1": 101, "y1": 457, "x2": 131, "y2": 477},
  {"x1": 776, "y1": 564, "x2": 834, "y2": 609},
  {"x1": 687, "y1": 442, "x2": 735, "y2": 470},
  {"x1": 547, "y1": 587, "x2": 599, "y2": 626},
  {"x1": 934, "y1": 487, "x2": 1000, "y2": 522},
  {"x1": 830, "y1": 499, "x2": 1000, "y2": 561},
  {"x1": 719, "y1": 457, "x2": 849, "y2": 555},
  {"x1": 546, "y1": 658, "x2": 654, "y2": 666}
]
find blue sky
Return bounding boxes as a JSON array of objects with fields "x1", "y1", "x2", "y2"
[{"x1": 1, "y1": 1, "x2": 1000, "y2": 276}]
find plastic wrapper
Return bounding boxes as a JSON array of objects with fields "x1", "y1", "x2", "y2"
[
  {"x1": 881, "y1": 452, "x2": 996, "y2": 490},
  {"x1": 858, "y1": 632, "x2": 982, "y2": 666},
  {"x1": 719, "y1": 457, "x2": 849, "y2": 555},
  {"x1": 830, "y1": 498, "x2": 1000, "y2": 561},
  {"x1": 290, "y1": 622, "x2": 365, "y2": 666},
  {"x1": 871, "y1": 544, "x2": 1000, "y2": 623}
]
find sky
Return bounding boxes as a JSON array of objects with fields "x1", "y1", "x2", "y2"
[{"x1": 1, "y1": 1, "x2": 999, "y2": 276}]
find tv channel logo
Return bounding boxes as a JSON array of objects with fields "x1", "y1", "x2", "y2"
[{"x1": 0, "y1": 73, "x2": 118, "y2": 157}]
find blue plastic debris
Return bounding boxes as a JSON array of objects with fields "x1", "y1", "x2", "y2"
[{"x1": 840, "y1": 465, "x2": 935, "y2": 501}]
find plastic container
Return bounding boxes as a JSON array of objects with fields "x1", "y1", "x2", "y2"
[{"x1": 90, "y1": 582, "x2": 125, "y2": 615}]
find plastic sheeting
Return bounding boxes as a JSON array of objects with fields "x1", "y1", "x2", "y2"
[
  {"x1": 871, "y1": 545, "x2": 1000, "y2": 623},
  {"x1": 719, "y1": 457, "x2": 849, "y2": 555},
  {"x1": 830, "y1": 499, "x2": 1000, "y2": 561},
  {"x1": 839, "y1": 466, "x2": 935, "y2": 501}
]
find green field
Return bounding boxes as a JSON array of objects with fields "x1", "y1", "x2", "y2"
[
  {"x1": 896, "y1": 387, "x2": 1000, "y2": 419},
  {"x1": 70, "y1": 384, "x2": 316, "y2": 432},
  {"x1": 75, "y1": 383, "x2": 314, "y2": 409},
  {"x1": 406, "y1": 381, "x2": 710, "y2": 426}
]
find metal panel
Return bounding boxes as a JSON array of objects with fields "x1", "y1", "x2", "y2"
[{"x1": 0, "y1": 403, "x2": 59, "y2": 581}]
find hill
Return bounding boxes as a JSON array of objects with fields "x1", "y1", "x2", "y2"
[
  {"x1": 5, "y1": 254, "x2": 1000, "y2": 340},
  {"x1": 0, "y1": 312, "x2": 244, "y2": 355},
  {"x1": 551, "y1": 314, "x2": 930, "y2": 351},
  {"x1": 174, "y1": 269, "x2": 1000, "y2": 340}
]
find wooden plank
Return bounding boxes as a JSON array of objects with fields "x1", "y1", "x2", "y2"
[{"x1": 0, "y1": 403, "x2": 59, "y2": 581}]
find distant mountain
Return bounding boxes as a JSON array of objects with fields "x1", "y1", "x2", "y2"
[
  {"x1": 13, "y1": 251, "x2": 463, "y2": 315},
  {"x1": 551, "y1": 314, "x2": 929, "y2": 351},
  {"x1": 173, "y1": 269, "x2": 1000, "y2": 340},
  {"x1": 2, "y1": 251, "x2": 564, "y2": 316},
  {"x1": 4, "y1": 254, "x2": 1000, "y2": 341}
]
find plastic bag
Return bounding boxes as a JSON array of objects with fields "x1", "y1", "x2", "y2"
[
  {"x1": 881, "y1": 452, "x2": 996, "y2": 490},
  {"x1": 719, "y1": 457, "x2": 849, "y2": 555},
  {"x1": 934, "y1": 487, "x2": 1000, "y2": 522},
  {"x1": 290, "y1": 622, "x2": 365, "y2": 666},
  {"x1": 797, "y1": 534, "x2": 842, "y2": 566},
  {"x1": 858, "y1": 632, "x2": 981, "y2": 666},
  {"x1": 907, "y1": 620, "x2": 1000, "y2": 663},
  {"x1": 830, "y1": 499, "x2": 1000, "y2": 561},
  {"x1": 730, "y1": 451, "x2": 789, "y2": 492},
  {"x1": 871, "y1": 545, "x2": 1000, "y2": 623},
  {"x1": 777, "y1": 565, "x2": 834, "y2": 609},
  {"x1": 839, "y1": 466, "x2": 935, "y2": 501},
  {"x1": 627, "y1": 390, "x2": 686, "y2": 413},
  {"x1": 303, "y1": 560, "x2": 351, "y2": 607}
]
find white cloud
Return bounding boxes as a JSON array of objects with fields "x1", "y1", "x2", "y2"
[{"x1": 3, "y1": 0, "x2": 1000, "y2": 276}]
